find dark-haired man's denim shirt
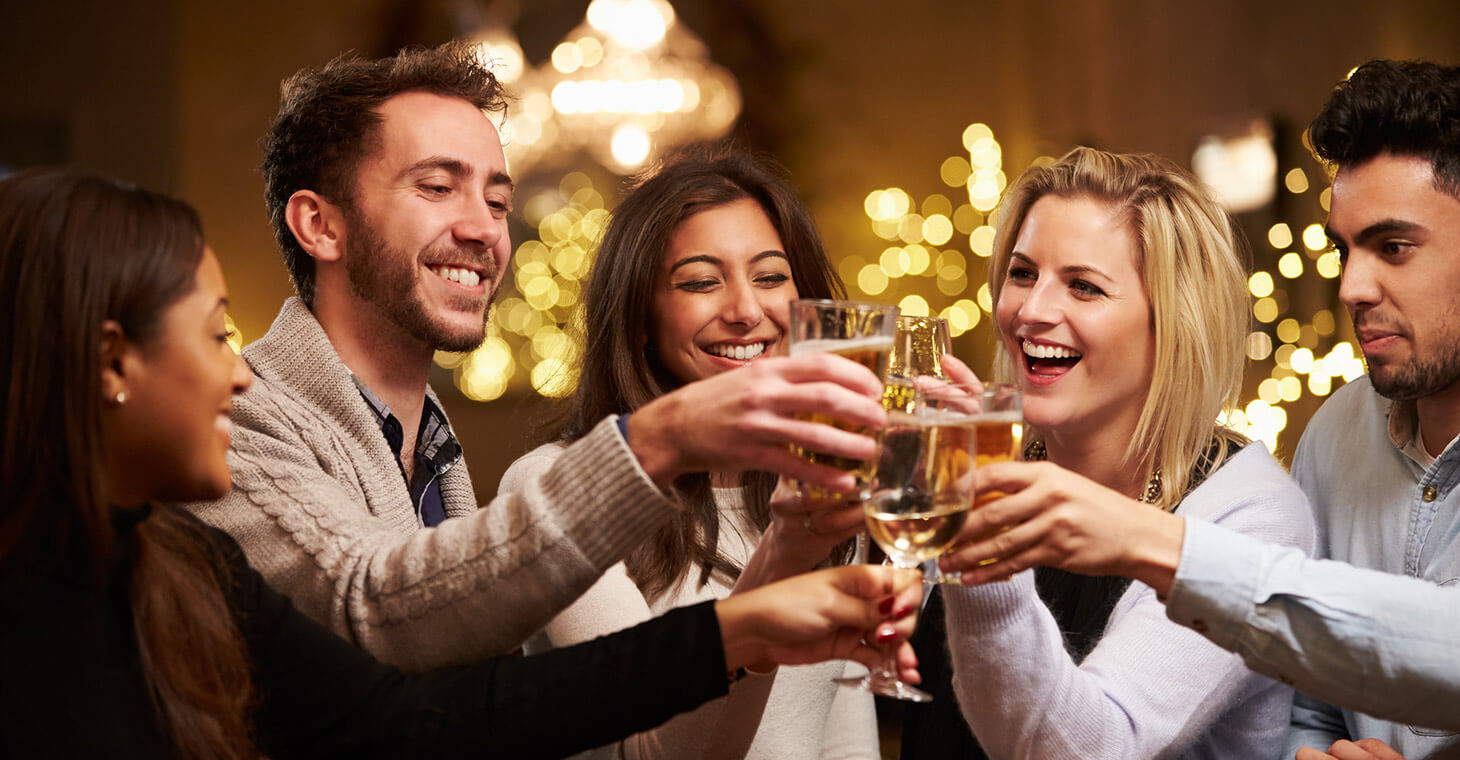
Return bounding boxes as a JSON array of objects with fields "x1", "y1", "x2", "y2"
[
  {"x1": 1166, "y1": 375, "x2": 1460, "y2": 756},
  {"x1": 353, "y1": 377, "x2": 461, "y2": 528}
]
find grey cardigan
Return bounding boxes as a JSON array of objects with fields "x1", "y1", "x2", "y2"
[{"x1": 187, "y1": 298, "x2": 677, "y2": 669}]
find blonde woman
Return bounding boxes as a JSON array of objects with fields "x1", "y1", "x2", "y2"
[{"x1": 923, "y1": 147, "x2": 1317, "y2": 758}]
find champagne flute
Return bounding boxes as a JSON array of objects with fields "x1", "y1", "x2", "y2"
[
  {"x1": 889, "y1": 314, "x2": 962, "y2": 582},
  {"x1": 787, "y1": 299, "x2": 899, "y2": 500},
  {"x1": 834, "y1": 390, "x2": 977, "y2": 702},
  {"x1": 889, "y1": 314, "x2": 951, "y2": 382}
]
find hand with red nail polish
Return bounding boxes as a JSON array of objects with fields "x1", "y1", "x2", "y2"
[{"x1": 714, "y1": 564, "x2": 922, "y2": 680}]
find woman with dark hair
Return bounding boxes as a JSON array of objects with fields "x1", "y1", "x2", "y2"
[
  {"x1": 0, "y1": 167, "x2": 920, "y2": 759},
  {"x1": 500, "y1": 147, "x2": 880, "y2": 759}
]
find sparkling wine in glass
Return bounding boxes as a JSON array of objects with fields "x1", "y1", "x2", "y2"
[
  {"x1": 835, "y1": 398, "x2": 977, "y2": 702},
  {"x1": 889, "y1": 314, "x2": 951, "y2": 382}
]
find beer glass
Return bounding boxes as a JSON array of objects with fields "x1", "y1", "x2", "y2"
[
  {"x1": 787, "y1": 299, "x2": 898, "y2": 498},
  {"x1": 963, "y1": 383, "x2": 1023, "y2": 573},
  {"x1": 836, "y1": 389, "x2": 977, "y2": 702},
  {"x1": 972, "y1": 384, "x2": 1024, "y2": 491}
]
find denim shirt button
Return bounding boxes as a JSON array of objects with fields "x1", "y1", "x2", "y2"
[{"x1": 1423, "y1": 485, "x2": 1439, "y2": 502}]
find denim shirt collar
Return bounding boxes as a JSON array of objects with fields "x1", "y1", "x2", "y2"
[{"x1": 1388, "y1": 398, "x2": 1460, "y2": 470}]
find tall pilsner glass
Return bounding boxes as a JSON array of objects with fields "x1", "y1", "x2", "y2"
[
  {"x1": 836, "y1": 391, "x2": 978, "y2": 702},
  {"x1": 787, "y1": 299, "x2": 899, "y2": 499},
  {"x1": 972, "y1": 384, "x2": 1024, "y2": 500},
  {"x1": 970, "y1": 383, "x2": 1024, "y2": 570}
]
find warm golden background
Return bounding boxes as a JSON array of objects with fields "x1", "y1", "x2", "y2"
[{"x1": 5, "y1": 0, "x2": 1459, "y2": 493}]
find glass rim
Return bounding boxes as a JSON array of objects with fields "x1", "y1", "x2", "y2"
[
  {"x1": 790, "y1": 297, "x2": 899, "y2": 313},
  {"x1": 896, "y1": 314, "x2": 949, "y2": 326}
]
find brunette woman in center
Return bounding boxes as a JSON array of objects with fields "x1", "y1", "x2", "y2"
[
  {"x1": 903, "y1": 147, "x2": 1318, "y2": 759},
  {"x1": 500, "y1": 147, "x2": 880, "y2": 760}
]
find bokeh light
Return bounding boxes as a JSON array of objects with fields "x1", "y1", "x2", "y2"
[
  {"x1": 1284, "y1": 168, "x2": 1310, "y2": 194},
  {"x1": 1302, "y1": 223, "x2": 1328, "y2": 251},
  {"x1": 1267, "y1": 223, "x2": 1293, "y2": 249},
  {"x1": 1277, "y1": 252, "x2": 1304, "y2": 278}
]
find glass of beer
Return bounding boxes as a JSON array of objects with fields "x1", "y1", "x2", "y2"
[
  {"x1": 965, "y1": 383, "x2": 1023, "y2": 572},
  {"x1": 836, "y1": 390, "x2": 977, "y2": 702},
  {"x1": 787, "y1": 299, "x2": 899, "y2": 499},
  {"x1": 972, "y1": 384, "x2": 1024, "y2": 488}
]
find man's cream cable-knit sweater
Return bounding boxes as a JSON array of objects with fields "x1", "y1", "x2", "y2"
[{"x1": 186, "y1": 298, "x2": 679, "y2": 669}]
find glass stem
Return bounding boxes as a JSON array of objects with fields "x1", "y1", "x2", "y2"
[{"x1": 876, "y1": 560, "x2": 920, "y2": 679}]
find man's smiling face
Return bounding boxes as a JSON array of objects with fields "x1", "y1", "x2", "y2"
[{"x1": 341, "y1": 91, "x2": 514, "y2": 352}]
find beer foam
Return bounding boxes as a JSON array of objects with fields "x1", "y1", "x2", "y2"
[
  {"x1": 886, "y1": 408, "x2": 979, "y2": 428},
  {"x1": 789, "y1": 335, "x2": 894, "y2": 357},
  {"x1": 972, "y1": 410, "x2": 1022, "y2": 424},
  {"x1": 920, "y1": 407, "x2": 981, "y2": 426}
]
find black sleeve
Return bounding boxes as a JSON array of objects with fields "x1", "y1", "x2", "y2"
[{"x1": 209, "y1": 529, "x2": 731, "y2": 759}]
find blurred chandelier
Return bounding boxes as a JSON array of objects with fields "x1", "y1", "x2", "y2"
[{"x1": 470, "y1": 0, "x2": 742, "y2": 175}]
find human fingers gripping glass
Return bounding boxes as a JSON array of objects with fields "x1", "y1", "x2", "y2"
[{"x1": 786, "y1": 299, "x2": 898, "y2": 500}]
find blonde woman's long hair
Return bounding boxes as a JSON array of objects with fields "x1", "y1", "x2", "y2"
[{"x1": 989, "y1": 147, "x2": 1251, "y2": 510}]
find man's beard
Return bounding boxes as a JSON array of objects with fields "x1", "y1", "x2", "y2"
[
  {"x1": 1368, "y1": 344, "x2": 1460, "y2": 401},
  {"x1": 343, "y1": 209, "x2": 495, "y2": 353}
]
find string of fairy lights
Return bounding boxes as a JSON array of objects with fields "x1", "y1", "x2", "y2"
[{"x1": 849, "y1": 123, "x2": 1006, "y2": 339}]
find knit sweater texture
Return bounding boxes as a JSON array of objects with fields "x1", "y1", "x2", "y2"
[{"x1": 186, "y1": 298, "x2": 679, "y2": 668}]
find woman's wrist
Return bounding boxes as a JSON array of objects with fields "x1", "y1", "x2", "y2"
[
  {"x1": 713, "y1": 595, "x2": 764, "y2": 673},
  {"x1": 735, "y1": 521, "x2": 807, "y2": 593}
]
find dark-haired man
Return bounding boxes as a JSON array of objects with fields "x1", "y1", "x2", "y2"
[
  {"x1": 1279, "y1": 58, "x2": 1460, "y2": 760},
  {"x1": 187, "y1": 43, "x2": 885, "y2": 669},
  {"x1": 941, "y1": 59, "x2": 1460, "y2": 760}
]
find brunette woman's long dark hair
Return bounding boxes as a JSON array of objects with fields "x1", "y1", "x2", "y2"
[
  {"x1": 0, "y1": 167, "x2": 255, "y2": 759},
  {"x1": 552, "y1": 145, "x2": 847, "y2": 600}
]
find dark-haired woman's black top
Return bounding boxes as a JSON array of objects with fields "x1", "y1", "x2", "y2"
[{"x1": 0, "y1": 507, "x2": 729, "y2": 759}]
